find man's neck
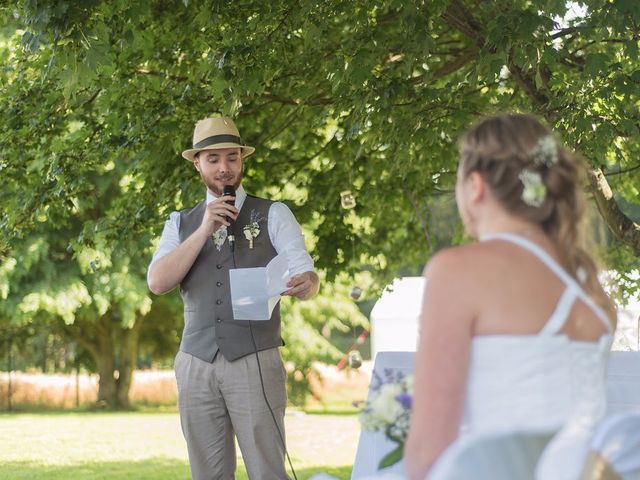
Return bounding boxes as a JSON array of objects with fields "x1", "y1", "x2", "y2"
[{"x1": 206, "y1": 185, "x2": 246, "y2": 206}]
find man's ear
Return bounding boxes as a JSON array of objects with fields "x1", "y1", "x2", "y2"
[{"x1": 193, "y1": 158, "x2": 201, "y2": 172}]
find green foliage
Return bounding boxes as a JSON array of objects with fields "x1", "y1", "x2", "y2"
[
  {"x1": 281, "y1": 272, "x2": 369, "y2": 405},
  {"x1": 2, "y1": 0, "x2": 637, "y2": 284},
  {"x1": 1, "y1": 0, "x2": 639, "y2": 405}
]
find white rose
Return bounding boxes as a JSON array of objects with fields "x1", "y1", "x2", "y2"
[{"x1": 369, "y1": 384, "x2": 403, "y2": 425}]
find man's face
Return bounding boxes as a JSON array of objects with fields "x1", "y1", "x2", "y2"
[{"x1": 194, "y1": 147, "x2": 243, "y2": 196}]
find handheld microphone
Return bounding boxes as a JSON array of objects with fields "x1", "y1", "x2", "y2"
[{"x1": 223, "y1": 184, "x2": 236, "y2": 249}]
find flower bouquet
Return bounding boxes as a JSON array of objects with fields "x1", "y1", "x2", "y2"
[{"x1": 359, "y1": 370, "x2": 413, "y2": 469}]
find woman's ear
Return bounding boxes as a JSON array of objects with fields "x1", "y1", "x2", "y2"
[{"x1": 466, "y1": 171, "x2": 487, "y2": 205}]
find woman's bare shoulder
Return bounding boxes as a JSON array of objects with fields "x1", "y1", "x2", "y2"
[{"x1": 425, "y1": 242, "x2": 503, "y2": 279}]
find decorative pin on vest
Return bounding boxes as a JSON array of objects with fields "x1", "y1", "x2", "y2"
[
  {"x1": 212, "y1": 226, "x2": 228, "y2": 251},
  {"x1": 243, "y1": 210, "x2": 265, "y2": 249}
]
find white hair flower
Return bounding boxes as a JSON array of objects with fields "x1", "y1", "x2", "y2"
[
  {"x1": 519, "y1": 169, "x2": 547, "y2": 207},
  {"x1": 530, "y1": 135, "x2": 558, "y2": 167}
]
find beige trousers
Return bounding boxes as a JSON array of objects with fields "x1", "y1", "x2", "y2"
[{"x1": 175, "y1": 348, "x2": 289, "y2": 480}]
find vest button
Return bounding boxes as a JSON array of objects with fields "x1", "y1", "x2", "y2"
[
  {"x1": 216, "y1": 264, "x2": 222, "y2": 269},
  {"x1": 216, "y1": 318, "x2": 222, "y2": 323},
  {"x1": 216, "y1": 300, "x2": 222, "y2": 305},
  {"x1": 216, "y1": 281, "x2": 222, "y2": 287}
]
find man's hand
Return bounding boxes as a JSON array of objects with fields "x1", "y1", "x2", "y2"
[
  {"x1": 283, "y1": 271, "x2": 320, "y2": 300},
  {"x1": 200, "y1": 195, "x2": 238, "y2": 236}
]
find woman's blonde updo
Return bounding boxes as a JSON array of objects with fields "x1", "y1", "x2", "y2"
[{"x1": 458, "y1": 113, "x2": 601, "y2": 293}]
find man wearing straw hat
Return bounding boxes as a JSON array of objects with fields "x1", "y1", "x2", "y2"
[{"x1": 148, "y1": 117, "x2": 319, "y2": 479}]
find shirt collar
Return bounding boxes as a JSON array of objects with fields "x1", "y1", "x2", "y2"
[{"x1": 206, "y1": 185, "x2": 247, "y2": 210}]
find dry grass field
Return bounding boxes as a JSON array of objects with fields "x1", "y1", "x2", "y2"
[{"x1": 0, "y1": 361, "x2": 372, "y2": 411}]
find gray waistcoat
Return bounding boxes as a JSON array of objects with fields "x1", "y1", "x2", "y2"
[{"x1": 178, "y1": 195, "x2": 282, "y2": 362}]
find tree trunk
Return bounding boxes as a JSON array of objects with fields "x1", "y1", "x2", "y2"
[
  {"x1": 95, "y1": 349, "x2": 117, "y2": 409},
  {"x1": 115, "y1": 321, "x2": 143, "y2": 410},
  {"x1": 7, "y1": 339, "x2": 12, "y2": 412},
  {"x1": 589, "y1": 168, "x2": 640, "y2": 256},
  {"x1": 69, "y1": 313, "x2": 145, "y2": 410},
  {"x1": 91, "y1": 313, "x2": 116, "y2": 409},
  {"x1": 75, "y1": 360, "x2": 80, "y2": 408}
]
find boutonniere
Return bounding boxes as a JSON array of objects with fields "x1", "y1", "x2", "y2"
[
  {"x1": 212, "y1": 227, "x2": 227, "y2": 251},
  {"x1": 243, "y1": 210, "x2": 265, "y2": 249}
]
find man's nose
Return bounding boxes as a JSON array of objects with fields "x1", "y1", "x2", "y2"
[{"x1": 218, "y1": 159, "x2": 232, "y2": 172}]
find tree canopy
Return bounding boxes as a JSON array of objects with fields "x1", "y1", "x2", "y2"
[
  {"x1": 2, "y1": 0, "x2": 638, "y2": 280},
  {"x1": 1, "y1": 0, "x2": 639, "y2": 405}
]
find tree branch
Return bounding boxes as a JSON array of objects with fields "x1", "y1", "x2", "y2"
[
  {"x1": 260, "y1": 92, "x2": 333, "y2": 106},
  {"x1": 440, "y1": 0, "x2": 483, "y2": 44},
  {"x1": 551, "y1": 26, "x2": 584, "y2": 39},
  {"x1": 588, "y1": 167, "x2": 640, "y2": 256},
  {"x1": 274, "y1": 136, "x2": 338, "y2": 194},
  {"x1": 410, "y1": 46, "x2": 479, "y2": 84},
  {"x1": 62, "y1": 322, "x2": 99, "y2": 359},
  {"x1": 507, "y1": 59, "x2": 550, "y2": 108},
  {"x1": 604, "y1": 163, "x2": 640, "y2": 177},
  {"x1": 437, "y1": 0, "x2": 640, "y2": 255},
  {"x1": 133, "y1": 68, "x2": 188, "y2": 82},
  {"x1": 82, "y1": 89, "x2": 102, "y2": 107},
  {"x1": 402, "y1": 186, "x2": 434, "y2": 252}
]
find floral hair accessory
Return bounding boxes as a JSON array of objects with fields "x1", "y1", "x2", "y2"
[
  {"x1": 519, "y1": 169, "x2": 547, "y2": 207},
  {"x1": 530, "y1": 135, "x2": 558, "y2": 167},
  {"x1": 576, "y1": 266, "x2": 588, "y2": 284}
]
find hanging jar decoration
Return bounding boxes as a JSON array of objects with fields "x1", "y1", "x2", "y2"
[
  {"x1": 348, "y1": 350, "x2": 363, "y2": 369},
  {"x1": 340, "y1": 190, "x2": 356, "y2": 209},
  {"x1": 349, "y1": 285, "x2": 363, "y2": 301}
]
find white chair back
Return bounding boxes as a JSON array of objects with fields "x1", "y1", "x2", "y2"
[
  {"x1": 351, "y1": 352, "x2": 413, "y2": 479},
  {"x1": 581, "y1": 413, "x2": 640, "y2": 480},
  {"x1": 428, "y1": 430, "x2": 554, "y2": 480},
  {"x1": 606, "y1": 352, "x2": 640, "y2": 416},
  {"x1": 351, "y1": 351, "x2": 640, "y2": 479}
]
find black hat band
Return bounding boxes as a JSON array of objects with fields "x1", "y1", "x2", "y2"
[{"x1": 194, "y1": 134, "x2": 243, "y2": 149}]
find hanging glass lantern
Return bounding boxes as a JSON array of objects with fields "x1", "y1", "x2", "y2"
[
  {"x1": 340, "y1": 190, "x2": 356, "y2": 209},
  {"x1": 348, "y1": 350, "x2": 363, "y2": 369},
  {"x1": 349, "y1": 285, "x2": 363, "y2": 301}
]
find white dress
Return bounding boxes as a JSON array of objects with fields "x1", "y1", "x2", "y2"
[{"x1": 427, "y1": 233, "x2": 613, "y2": 480}]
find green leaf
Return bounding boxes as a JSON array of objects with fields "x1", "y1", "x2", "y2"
[
  {"x1": 378, "y1": 443, "x2": 404, "y2": 470},
  {"x1": 584, "y1": 52, "x2": 610, "y2": 77}
]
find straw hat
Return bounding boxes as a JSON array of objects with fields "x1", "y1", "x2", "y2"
[{"x1": 182, "y1": 117, "x2": 255, "y2": 161}]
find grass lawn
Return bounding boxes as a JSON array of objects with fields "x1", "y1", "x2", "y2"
[{"x1": 0, "y1": 410, "x2": 360, "y2": 479}]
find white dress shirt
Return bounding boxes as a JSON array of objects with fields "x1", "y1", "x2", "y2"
[{"x1": 148, "y1": 186, "x2": 314, "y2": 282}]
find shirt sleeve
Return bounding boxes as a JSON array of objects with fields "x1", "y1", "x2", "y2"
[
  {"x1": 147, "y1": 211, "x2": 181, "y2": 284},
  {"x1": 268, "y1": 202, "x2": 315, "y2": 276}
]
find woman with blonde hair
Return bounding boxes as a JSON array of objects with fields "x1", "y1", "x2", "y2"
[{"x1": 405, "y1": 113, "x2": 616, "y2": 480}]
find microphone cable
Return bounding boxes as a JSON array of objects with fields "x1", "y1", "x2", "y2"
[{"x1": 230, "y1": 244, "x2": 298, "y2": 480}]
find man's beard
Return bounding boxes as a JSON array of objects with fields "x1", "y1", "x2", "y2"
[{"x1": 203, "y1": 171, "x2": 243, "y2": 196}]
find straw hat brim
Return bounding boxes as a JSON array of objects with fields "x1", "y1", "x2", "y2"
[{"x1": 182, "y1": 143, "x2": 255, "y2": 161}]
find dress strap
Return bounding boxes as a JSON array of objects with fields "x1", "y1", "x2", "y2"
[
  {"x1": 481, "y1": 232, "x2": 612, "y2": 334},
  {"x1": 538, "y1": 286, "x2": 578, "y2": 336}
]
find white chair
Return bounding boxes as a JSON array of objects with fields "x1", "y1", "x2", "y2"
[
  {"x1": 426, "y1": 430, "x2": 554, "y2": 480},
  {"x1": 351, "y1": 352, "x2": 414, "y2": 479},
  {"x1": 351, "y1": 351, "x2": 640, "y2": 479},
  {"x1": 580, "y1": 413, "x2": 640, "y2": 480},
  {"x1": 606, "y1": 352, "x2": 640, "y2": 417}
]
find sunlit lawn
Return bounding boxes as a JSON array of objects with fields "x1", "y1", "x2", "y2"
[{"x1": 0, "y1": 410, "x2": 359, "y2": 479}]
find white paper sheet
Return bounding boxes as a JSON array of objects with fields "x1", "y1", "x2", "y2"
[{"x1": 229, "y1": 253, "x2": 291, "y2": 320}]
